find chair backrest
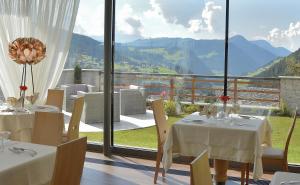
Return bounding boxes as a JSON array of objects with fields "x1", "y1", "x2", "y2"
[
  {"x1": 190, "y1": 150, "x2": 213, "y2": 185},
  {"x1": 32, "y1": 112, "x2": 64, "y2": 146},
  {"x1": 51, "y1": 137, "x2": 87, "y2": 185},
  {"x1": 151, "y1": 99, "x2": 168, "y2": 147},
  {"x1": 46, "y1": 89, "x2": 64, "y2": 111},
  {"x1": 67, "y1": 96, "x2": 84, "y2": 141},
  {"x1": 284, "y1": 108, "x2": 298, "y2": 160}
]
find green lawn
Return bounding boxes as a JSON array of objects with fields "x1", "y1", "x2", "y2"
[{"x1": 80, "y1": 115, "x2": 300, "y2": 164}]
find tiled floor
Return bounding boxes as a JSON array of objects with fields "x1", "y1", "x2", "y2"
[
  {"x1": 64, "y1": 110, "x2": 155, "y2": 132},
  {"x1": 81, "y1": 152, "x2": 272, "y2": 185}
]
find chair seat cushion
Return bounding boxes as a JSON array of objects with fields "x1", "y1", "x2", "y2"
[{"x1": 262, "y1": 147, "x2": 284, "y2": 159}]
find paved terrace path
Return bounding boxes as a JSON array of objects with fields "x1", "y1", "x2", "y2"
[{"x1": 63, "y1": 110, "x2": 156, "y2": 132}]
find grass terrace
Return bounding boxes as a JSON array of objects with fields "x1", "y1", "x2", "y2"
[{"x1": 80, "y1": 114, "x2": 300, "y2": 163}]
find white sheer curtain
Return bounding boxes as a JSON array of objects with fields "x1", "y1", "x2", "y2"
[{"x1": 0, "y1": 0, "x2": 79, "y2": 101}]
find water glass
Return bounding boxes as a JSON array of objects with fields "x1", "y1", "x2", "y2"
[{"x1": 0, "y1": 131, "x2": 11, "y2": 152}]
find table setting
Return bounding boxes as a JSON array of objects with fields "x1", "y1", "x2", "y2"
[
  {"x1": 270, "y1": 172, "x2": 300, "y2": 185},
  {"x1": 0, "y1": 98, "x2": 59, "y2": 142},
  {"x1": 162, "y1": 109, "x2": 272, "y2": 183},
  {"x1": 0, "y1": 133, "x2": 56, "y2": 185}
]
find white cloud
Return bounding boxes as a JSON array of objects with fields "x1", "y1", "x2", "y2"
[
  {"x1": 267, "y1": 22, "x2": 300, "y2": 51},
  {"x1": 74, "y1": 0, "x2": 225, "y2": 41},
  {"x1": 188, "y1": 19, "x2": 202, "y2": 32},
  {"x1": 202, "y1": 1, "x2": 222, "y2": 33},
  {"x1": 116, "y1": 4, "x2": 143, "y2": 36},
  {"x1": 142, "y1": 0, "x2": 202, "y2": 39},
  {"x1": 187, "y1": 1, "x2": 224, "y2": 34},
  {"x1": 153, "y1": 0, "x2": 204, "y2": 26},
  {"x1": 74, "y1": 0, "x2": 104, "y2": 36}
]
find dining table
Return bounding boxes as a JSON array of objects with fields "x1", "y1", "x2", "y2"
[
  {"x1": 0, "y1": 104, "x2": 59, "y2": 142},
  {"x1": 162, "y1": 112, "x2": 272, "y2": 184},
  {"x1": 270, "y1": 172, "x2": 300, "y2": 185},
  {"x1": 0, "y1": 140, "x2": 56, "y2": 185}
]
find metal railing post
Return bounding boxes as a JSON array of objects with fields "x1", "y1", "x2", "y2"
[
  {"x1": 169, "y1": 78, "x2": 175, "y2": 101},
  {"x1": 191, "y1": 77, "x2": 196, "y2": 104},
  {"x1": 233, "y1": 78, "x2": 238, "y2": 104}
]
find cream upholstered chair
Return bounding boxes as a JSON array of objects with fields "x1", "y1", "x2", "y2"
[
  {"x1": 120, "y1": 89, "x2": 146, "y2": 115},
  {"x1": 51, "y1": 137, "x2": 87, "y2": 185},
  {"x1": 78, "y1": 91, "x2": 120, "y2": 123},
  {"x1": 242, "y1": 108, "x2": 298, "y2": 185},
  {"x1": 63, "y1": 96, "x2": 84, "y2": 142},
  {"x1": 32, "y1": 112, "x2": 64, "y2": 146},
  {"x1": 45, "y1": 89, "x2": 64, "y2": 112},
  {"x1": 190, "y1": 150, "x2": 213, "y2": 185},
  {"x1": 152, "y1": 99, "x2": 168, "y2": 184},
  {"x1": 61, "y1": 84, "x2": 95, "y2": 112}
]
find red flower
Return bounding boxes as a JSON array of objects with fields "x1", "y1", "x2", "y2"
[
  {"x1": 160, "y1": 90, "x2": 167, "y2": 97},
  {"x1": 20, "y1": 85, "x2": 28, "y2": 91},
  {"x1": 219, "y1": 95, "x2": 230, "y2": 103}
]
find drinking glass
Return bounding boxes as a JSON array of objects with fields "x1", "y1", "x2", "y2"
[{"x1": 0, "y1": 131, "x2": 11, "y2": 152}]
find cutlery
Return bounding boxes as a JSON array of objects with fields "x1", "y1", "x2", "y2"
[
  {"x1": 280, "y1": 181, "x2": 300, "y2": 185},
  {"x1": 9, "y1": 147, "x2": 37, "y2": 157}
]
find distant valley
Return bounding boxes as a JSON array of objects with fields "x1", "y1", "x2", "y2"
[{"x1": 66, "y1": 33, "x2": 291, "y2": 76}]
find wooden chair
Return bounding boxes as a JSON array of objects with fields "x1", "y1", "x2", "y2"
[
  {"x1": 152, "y1": 99, "x2": 169, "y2": 184},
  {"x1": 190, "y1": 150, "x2": 213, "y2": 185},
  {"x1": 32, "y1": 112, "x2": 64, "y2": 146},
  {"x1": 262, "y1": 109, "x2": 297, "y2": 170},
  {"x1": 241, "y1": 108, "x2": 298, "y2": 185},
  {"x1": 45, "y1": 89, "x2": 64, "y2": 112},
  {"x1": 51, "y1": 137, "x2": 87, "y2": 185},
  {"x1": 63, "y1": 96, "x2": 84, "y2": 142}
]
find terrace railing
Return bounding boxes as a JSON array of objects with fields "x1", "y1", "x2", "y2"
[{"x1": 109, "y1": 71, "x2": 280, "y2": 108}]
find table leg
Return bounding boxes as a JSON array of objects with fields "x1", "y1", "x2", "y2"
[{"x1": 214, "y1": 159, "x2": 228, "y2": 185}]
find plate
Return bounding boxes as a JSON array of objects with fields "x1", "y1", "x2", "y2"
[
  {"x1": 182, "y1": 118, "x2": 204, "y2": 123},
  {"x1": 239, "y1": 115, "x2": 252, "y2": 119}
]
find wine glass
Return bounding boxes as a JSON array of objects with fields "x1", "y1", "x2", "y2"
[{"x1": 0, "y1": 131, "x2": 11, "y2": 152}]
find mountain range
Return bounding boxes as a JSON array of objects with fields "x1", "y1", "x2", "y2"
[
  {"x1": 252, "y1": 48, "x2": 300, "y2": 77},
  {"x1": 65, "y1": 33, "x2": 291, "y2": 76}
]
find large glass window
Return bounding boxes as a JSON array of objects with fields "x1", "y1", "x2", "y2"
[
  {"x1": 113, "y1": 0, "x2": 225, "y2": 149},
  {"x1": 229, "y1": 0, "x2": 300, "y2": 163},
  {"x1": 57, "y1": 0, "x2": 105, "y2": 143}
]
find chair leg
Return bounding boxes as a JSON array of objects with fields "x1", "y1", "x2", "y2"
[
  {"x1": 283, "y1": 161, "x2": 289, "y2": 172},
  {"x1": 154, "y1": 149, "x2": 162, "y2": 184},
  {"x1": 245, "y1": 163, "x2": 249, "y2": 185},
  {"x1": 160, "y1": 153, "x2": 166, "y2": 177},
  {"x1": 240, "y1": 164, "x2": 245, "y2": 185}
]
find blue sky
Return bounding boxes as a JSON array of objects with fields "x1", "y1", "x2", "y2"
[{"x1": 74, "y1": 0, "x2": 300, "y2": 51}]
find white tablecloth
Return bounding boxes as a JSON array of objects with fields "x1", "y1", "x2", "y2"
[
  {"x1": 162, "y1": 113, "x2": 272, "y2": 180},
  {"x1": 0, "y1": 140, "x2": 56, "y2": 185},
  {"x1": 0, "y1": 105, "x2": 59, "y2": 142},
  {"x1": 270, "y1": 172, "x2": 300, "y2": 185}
]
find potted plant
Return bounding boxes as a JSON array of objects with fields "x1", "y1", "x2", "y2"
[{"x1": 74, "y1": 64, "x2": 82, "y2": 84}]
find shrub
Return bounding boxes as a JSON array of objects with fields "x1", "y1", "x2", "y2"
[
  {"x1": 164, "y1": 100, "x2": 177, "y2": 116},
  {"x1": 182, "y1": 104, "x2": 199, "y2": 114},
  {"x1": 74, "y1": 64, "x2": 82, "y2": 84},
  {"x1": 271, "y1": 99, "x2": 291, "y2": 117}
]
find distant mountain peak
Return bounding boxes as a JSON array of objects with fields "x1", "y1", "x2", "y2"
[
  {"x1": 230, "y1": 35, "x2": 248, "y2": 42},
  {"x1": 251, "y1": 39, "x2": 291, "y2": 57}
]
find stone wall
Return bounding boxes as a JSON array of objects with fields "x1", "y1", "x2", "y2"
[
  {"x1": 57, "y1": 69, "x2": 103, "y2": 91},
  {"x1": 279, "y1": 76, "x2": 300, "y2": 111}
]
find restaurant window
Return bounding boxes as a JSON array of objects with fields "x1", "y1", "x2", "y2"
[
  {"x1": 58, "y1": 0, "x2": 105, "y2": 144},
  {"x1": 229, "y1": 0, "x2": 300, "y2": 163},
  {"x1": 112, "y1": 0, "x2": 225, "y2": 149}
]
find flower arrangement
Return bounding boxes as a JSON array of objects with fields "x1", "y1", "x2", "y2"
[
  {"x1": 19, "y1": 85, "x2": 28, "y2": 91},
  {"x1": 201, "y1": 103, "x2": 217, "y2": 118},
  {"x1": 9, "y1": 38, "x2": 46, "y2": 65},
  {"x1": 219, "y1": 95, "x2": 230, "y2": 103},
  {"x1": 160, "y1": 90, "x2": 167, "y2": 99},
  {"x1": 8, "y1": 37, "x2": 46, "y2": 107}
]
